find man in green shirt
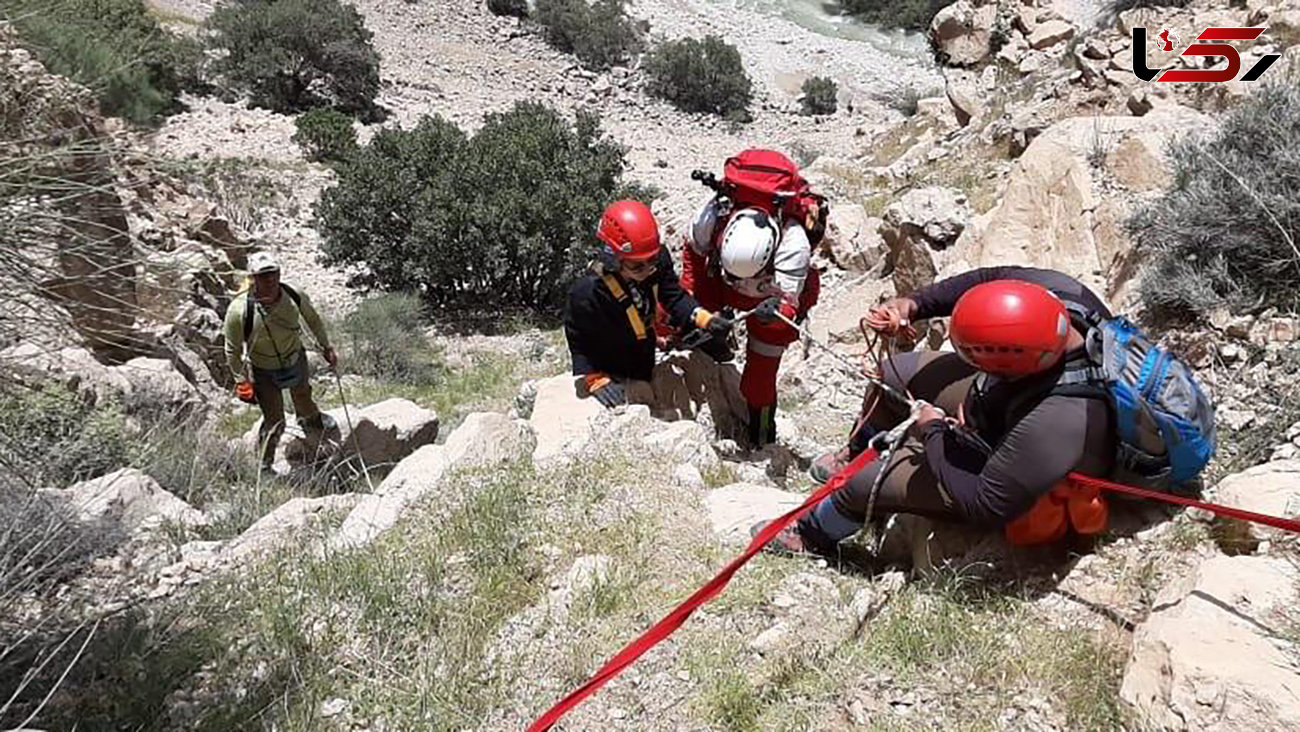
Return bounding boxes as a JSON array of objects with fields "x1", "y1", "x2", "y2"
[{"x1": 224, "y1": 252, "x2": 338, "y2": 470}]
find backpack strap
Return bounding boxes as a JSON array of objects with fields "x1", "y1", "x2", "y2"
[
  {"x1": 242, "y1": 283, "x2": 304, "y2": 346},
  {"x1": 600, "y1": 273, "x2": 650, "y2": 342}
]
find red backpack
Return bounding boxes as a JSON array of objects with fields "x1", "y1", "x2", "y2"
[{"x1": 694, "y1": 149, "x2": 829, "y2": 246}]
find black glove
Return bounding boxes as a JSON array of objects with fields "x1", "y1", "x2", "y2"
[
  {"x1": 706, "y1": 313, "x2": 734, "y2": 337},
  {"x1": 593, "y1": 381, "x2": 627, "y2": 408},
  {"x1": 752, "y1": 297, "x2": 782, "y2": 323}
]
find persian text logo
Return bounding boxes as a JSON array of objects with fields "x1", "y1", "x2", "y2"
[{"x1": 1132, "y1": 26, "x2": 1281, "y2": 82}]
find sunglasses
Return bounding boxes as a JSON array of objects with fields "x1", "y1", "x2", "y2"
[{"x1": 621, "y1": 258, "x2": 658, "y2": 275}]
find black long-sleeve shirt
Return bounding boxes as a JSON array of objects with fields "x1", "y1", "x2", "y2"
[
  {"x1": 564, "y1": 248, "x2": 701, "y2": 381},
  {"x1": 908, "y1": 266, "x2": 1116, "y2": 526}
]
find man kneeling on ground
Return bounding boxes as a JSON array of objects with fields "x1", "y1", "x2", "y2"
[{"x1": 757, "y1": 267, "x2": 1124, "y2": 555}]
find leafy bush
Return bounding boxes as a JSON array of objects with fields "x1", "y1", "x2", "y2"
[
  {"x1": 839, "y1": 0, "x2": 949, "y2": 31},
  {"x1": 0, "y1": 384, "x2": 129, "y2": 490},
  {"x1": 340, "y1": 293, "x2": 439, "y2": 383},
  {"x1": 317, "y1": 102, "x2": 644, "y2": 311},
  {"x1": 801, "y1": 76, "x2": 838, "y2": 116},
  {"x1": 533, "y1": 0, "x2": 645, "y2": 70},
  {"x1": 292, "y1": 108, "x2": 358, "y2": 162},
  {"x1": 0, "y1": 0, "x2": 203, "y2": 123},
  {"x1": 643, "y1": 35, "x2": 752, "y2": 119},
  {"x1": 204, "y1": 0, "x2": 382, "y2": 116},
  {"x1": 1131, "y1": 83, "x2": 1300, "y2": 323},
  {"x1": 487, "y1": 0, "x2": 528, "y2": 17}
]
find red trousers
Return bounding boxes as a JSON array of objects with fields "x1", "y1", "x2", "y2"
[{"x1": 678, "y1": 246, "x2": 820, "y2": 408}]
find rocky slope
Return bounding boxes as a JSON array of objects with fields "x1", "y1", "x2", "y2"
[{"x1": 5, "y1": 0, "x2": 1300, "y2": 730}]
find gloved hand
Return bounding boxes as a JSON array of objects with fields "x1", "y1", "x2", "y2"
[
  {"x1": 235, "y1": 380, "x2": 257, "y2": 404},
  {"x1": 593, "y1": 380, "x2": 627, "y2": 408},
  {"x1": 323, "y1": 347, "x2": 339, "y2": 370},
  {"x1": 585, "y1": 373, "x2": 627, "y2": 409},
  {"x1": 752, "y1": 297, "x2": 783, "y2": 323},
  {"x1": 694, "y1": 308, "x2": 734, "y2": 338}
]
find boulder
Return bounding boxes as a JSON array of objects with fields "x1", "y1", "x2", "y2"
[
  {"x1": 808, "y1": 275, "x2": 894, "y2": 345},
  {"x1": 441, "y1": 411, "x2": 536, "y2": 468},
  {"x1": 223, "y1": 494, "x2": 362, "y2": 563},
  {"x1": 46, "y1": 468, "x2": 205, "y2": 532},
  {"x1": 706, "y1": 483, "x2": 806, "y2": 543},
  {"x1": 1028, "y1": 19, "x2": 1074, "y2": 50},
  {"x1": 284, "y1": 398, "x2": 439, "y2": 468},
  {"x1": 880, "y1": 187, "x2": 971, "y2": 296},
  {"x1": 943, "y1": 68, "x2": 986, "y2": 126},
  {"x1": 117, "y1": 357, "x2": 207, "y2": 417},
  {"x1": 5, "y1": 345, "x2": 206, "y2": 417},
  {"x1": 1120, "y1": 554, "x2": 1300, "y2": 731},
  {"x1": 946, "y1": 106, "x2": 1211, "y2": 307},
  {"x1": 530, "y1": 374, "x2": 604, "y2": 462},
  {"x1": 643, "y1": 420, "x2": 720, "y2": 474},
  {"x1": 1212, "y1": 459, "x2": 1300, "y2": 543},
  {"x1": 822, "y1": 204, "x2": 885, "y2": 273},
  {"x1": 929, "y1": 0, "x2": 996, "y2": 67},
  {"x1": 330, "y1": 413, "x2": 535, "y2": 549}
]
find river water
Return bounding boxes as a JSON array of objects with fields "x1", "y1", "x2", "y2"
[{"x1": 706, "y1": 0, "x2": 934, "y2": 62}]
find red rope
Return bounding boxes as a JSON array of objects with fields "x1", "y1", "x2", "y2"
[
  {"x1": 525, "y1": 446, "x2": 882, "y2": 732},
  {"x1": 1067, "y1": 472, "x2": 1300, "y2": 534}
]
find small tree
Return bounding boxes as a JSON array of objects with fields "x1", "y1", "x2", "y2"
[
  {"x1": 533, "y1": 0, "x2": 645, "y2": 70},
  {"x1": 643, "y1": 36, "x2": 752, "y2": 119},
  {"x1": 317, "y1": 102, "x2": 644, "y2": 311},
  {"x1": 204, "y1": 0, "x2": 381, "y2": 115},
  {"x1": 1132, "y1": 83, "x2": 1300, "y2": 323},
  {"x1": 341, "y1": 293, "x2": 439, "y2": 383},
  {"x1": 293, "y1": 108, "x2": 359, "y2": 162},
  {"x1": 486, "y1": 0, "x2": 528, "y2": 17},
  {"x1": 0, "y1": 0, "x2": 204, "y2": 123},
  {"x1": 800, "y1": 76, "x2": 838, "y2": 116}
]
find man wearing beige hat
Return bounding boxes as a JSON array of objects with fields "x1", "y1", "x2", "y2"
[{"x1": 224, "y1": 251, "x2": 337, "y2": 471}]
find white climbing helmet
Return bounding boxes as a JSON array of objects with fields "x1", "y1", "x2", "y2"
[{"x1": 718, "y1": 208, "x2": 779, "y2": 280}]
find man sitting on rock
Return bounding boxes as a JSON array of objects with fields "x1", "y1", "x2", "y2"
[
  {"x1": 564, "y1": 200, "x2": 733, "y2": 408},
  {"x1": 758, "y1": 266, "x2": 1122, "y2": 556},
  {"x1": 224, "y1": 251, "x2": 338, "y2": 472}
]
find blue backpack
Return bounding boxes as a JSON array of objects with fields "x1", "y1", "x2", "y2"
[{"x1": 1055, "y1": 306, "x2": 1217, "y2": 489}]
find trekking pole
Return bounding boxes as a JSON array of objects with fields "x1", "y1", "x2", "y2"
[{"x1": 333, "y1": 367, "x2": 377, "y2": 493}]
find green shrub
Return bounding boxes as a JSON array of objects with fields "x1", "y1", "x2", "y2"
[
  {"x1": 0, "y1": 383, "x2": 129, "y2": 489},
  {"x1": 204, "y1": 0, "x2": 381, "y2": 116},
  {"x1": 533, "y1": 0, "x2": 645, "y2": 70},
  {"x1": 0, "y1": 0, "x2": 203, "y2": 123},
  {"x1": 800, "y1": 76, "x2": 838, "y2": 116},
  {"x1": 292, "y1": 108, "x2": 358, "y2": 162},
  {"x1": 317, "y1": 102, "x2": 645, "y2": 311},
  {"x1": 643, "y1": 35, "x2": 752, "y2": 119},
  {"x1": 340, "y1": 293, "x2": 439, "y2": 383},
  {"x1": 486, "y1": 0, "x2": 528, "y2": 17},
  {"x1": 1131, "y1": 83, "x2": 1300, "y2": 323},
  {"x1": 839, "y1": 0, "x2": 949, "y2": 31}
]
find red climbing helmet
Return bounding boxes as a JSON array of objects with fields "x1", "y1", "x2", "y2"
[
  {"x1": 597, "y1": 200, "x2": 661, "y2": 261},
  {"x1": 949, "y1": 280, "x2": 1070, "y2": 376}
]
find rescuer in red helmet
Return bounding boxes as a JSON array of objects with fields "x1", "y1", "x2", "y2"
[
  {"x1": 564, "y1": 200, "x2": 733, "y2": 408},
  {"x1": 756, "y1": 267, "x2": 1121, "y2": 556}
]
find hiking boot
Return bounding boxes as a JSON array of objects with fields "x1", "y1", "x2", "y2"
[
  {"x1": 750, "y1": 519, "x2": 835, "y2": 557},
  {"x1": 809, "y1": 448, "x2": 851, "y2": 484}
]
